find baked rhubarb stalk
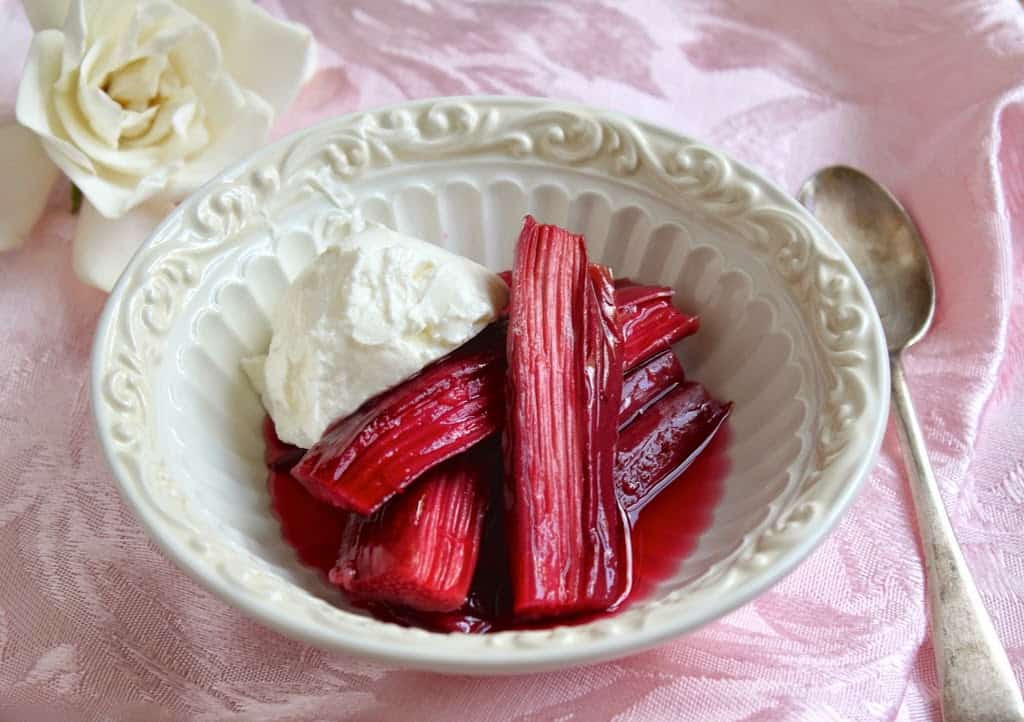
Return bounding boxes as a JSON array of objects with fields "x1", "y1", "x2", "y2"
[
  {"x1": 355, "y1": 467, "x2": 512, "y2": 632},
  {"x1": 618, "y1": 350, "x2": 685, "y2": 429},
  {"x1": 503, "y1": 216, "x2": 631, "y2": 619},
  {"x1": 615, "y1": 279, "x2": 699, "y2": 367},
  {"x1": 615, "y1": 381, "x2": 731, "y2": 516},
  {"x1": 613, "y1": 279, "x2": 674, "y2": 306},
  {"x1": 291, "y1": 325, "x2": 506, "y2": 515},
  {"x1": 329, "y1": 449, "x2": 491, "y2": 612}
]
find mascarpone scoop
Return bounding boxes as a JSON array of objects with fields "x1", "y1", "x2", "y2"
[{"x1": 245, "y1": 225, "x2": 508, "y2": 447}]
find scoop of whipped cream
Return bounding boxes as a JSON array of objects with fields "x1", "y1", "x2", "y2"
[{"x1": 245, "y1": 225, "x2": 508, "y2": 448}]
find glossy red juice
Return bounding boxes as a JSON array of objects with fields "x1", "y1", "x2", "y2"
[
  {"x1": 627, "y1": 423, "x2": 730, "y2": 603},
  {"x1": 267, "y1": 469, "x2": 346, "y2": 574}
]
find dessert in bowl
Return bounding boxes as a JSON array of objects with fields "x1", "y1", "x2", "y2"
[
  {"x1": 252, "y1": 216, "x2": 731, "y2": 633},
  {"x1": 91, "y1": 96, "x2": 889, "y2": 673}
]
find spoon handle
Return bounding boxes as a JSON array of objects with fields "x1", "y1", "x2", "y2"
[{"x1": 890, "y1": 356, "x2": 1024, "y2": 722}]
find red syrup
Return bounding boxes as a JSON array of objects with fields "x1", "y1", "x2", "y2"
[
  {"x1": 267, "y1": 470, "x2": 346, "y2": 575},
  {"x1": 267, "y1": 422, "x2": 730, "y2": 632},
  {"x1": 627, "y1": 422, "x2": 729, "y2": 603}
]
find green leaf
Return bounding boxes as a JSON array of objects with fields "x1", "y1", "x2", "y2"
[{"x1": 70, "y1": 184, "x2": 83, "y2": 215}]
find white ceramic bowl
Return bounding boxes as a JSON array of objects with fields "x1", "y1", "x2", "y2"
[{"x1": 91, "y1": 96, "x2": 889, "y2": 674}]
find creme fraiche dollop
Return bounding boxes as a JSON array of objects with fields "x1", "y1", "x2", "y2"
[{"x1": 245, "y1": 225, "x2": 508, "y2": 447}]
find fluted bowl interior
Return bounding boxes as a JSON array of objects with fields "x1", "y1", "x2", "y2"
[{"x1": 91, "y1": 97, "x2": 889, "y2": 674}]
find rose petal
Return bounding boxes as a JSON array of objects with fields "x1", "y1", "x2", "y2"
[
  {"x1": 0, "y1": 123, "x2": 60, "y2": 251},
  {"x1": 19, "y1": 0, "x2": 71, "y2": 32},
  {"x1": 72, "y1": 198, "x2": 175, "y2": 291},
  {"x1": 16, "y1": 29, "x2": 95, "y2": 172},
  {"x1": 59, "y1": 0, "x2": 88, "y2": 67},
  {"x1": 77, "y1": 40, "x2": 126, "y2": 148},
  {"x1": 169, "y1": 87, "x2": 272, "y2": 193},
  {"x1": 72, "y1": 159, "x2": 178, "y2": 218},
  {"x1": 176, "y1": 0, "x2": 315, "y2": 116}
]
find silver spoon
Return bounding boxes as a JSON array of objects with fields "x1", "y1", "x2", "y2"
[{"x1": 799, "y1": 166, "x2": 1024, "y2": 722}]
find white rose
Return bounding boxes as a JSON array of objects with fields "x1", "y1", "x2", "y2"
[{"x1": 1, "y1": 0, "x2": 315, "y2": 290}]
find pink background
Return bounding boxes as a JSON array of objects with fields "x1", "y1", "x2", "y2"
[{"x1": 2, "y1": 1, "x2": 1024, "y2": 720}]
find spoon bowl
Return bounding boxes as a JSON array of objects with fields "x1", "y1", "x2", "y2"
[{"x1": 798, "y1": 166, "x2": 935, "y2": 352}]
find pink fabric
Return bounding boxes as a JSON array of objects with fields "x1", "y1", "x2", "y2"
[{"x1": 1, "y1": 1, "x2": 1023, "y2": 719}]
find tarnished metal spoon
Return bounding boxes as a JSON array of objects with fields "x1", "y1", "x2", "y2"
[{"x1": 799, "y1": 166, "x2": 1024, "y2": 722}]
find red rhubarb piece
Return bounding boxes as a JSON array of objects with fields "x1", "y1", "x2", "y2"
[
  {"x1": 292, "y1": 325, "x2": 506, "y2": 515},
  {"x1": 616, "y1": 280, "x2": 699, "y2": 368},
  {"x1": 353, "y1": 453, "x2": 511, "y2": 632},
  {"x1": 620, "y1": 300, "x2": 699, "y2": 368},
  {"x1": 615, "y1": 381, "x2": 731, "y2": 516},
  {"x1": 618, "y1": 350, "x2": 686, "y2": 428},
  {"x1": 359, "y1": 505, "x2": 511, "y2": 632},
  {"x1": 329, "y1": 450, "x2": 492, "y2": 613},
  {"x1": 263, "y1": 415, "x2": 305, "y2": 470},
  {"x1": 504, "y1": 216, "x2": 631, "y2": 619},
  {"x1": 613, "y1": 278, "x2": 675, "y2": 308}
]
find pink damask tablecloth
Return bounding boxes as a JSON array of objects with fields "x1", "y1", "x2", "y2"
[{"x1": 1, "y1": 1, "x2": 1023, "y2": 720}]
